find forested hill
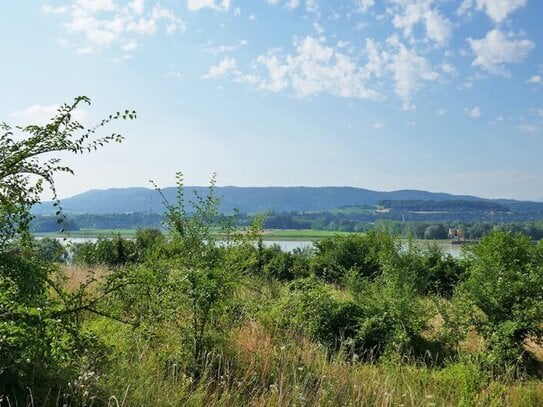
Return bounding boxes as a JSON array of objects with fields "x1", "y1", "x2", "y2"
[{"x1": 33, "y1": 186, "x2": 538, "y2": 215}]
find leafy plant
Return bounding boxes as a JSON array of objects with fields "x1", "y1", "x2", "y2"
[
  {"x1": 0, "y1": 97, "x2": 135, "y2": 401},
  {"x1": 458, "y1": 231, "x2": 543, "y2": 371},
  {"x1": 311, "y1": 231, "x2": 396, "y2": 284}
]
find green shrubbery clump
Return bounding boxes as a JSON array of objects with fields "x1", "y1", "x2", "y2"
[
  {"x1": 311, "y1": 231, "x2": 396, "y2": 284},
  {"x1": 457, "y1": 232, "x2": 543, "y2": 372}
]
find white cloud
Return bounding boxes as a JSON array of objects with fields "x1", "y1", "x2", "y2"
[
  {"x1": 386, "y1": 35, "x2": 439, "y2": 110},
  {"x1": 121, "y1": 40, "x2": 138, "y2": 50},
  {"x1": 42, "y1": 5, "x2": 67, "y2": 14},
  {"x1": 248, "y1": 36, "x2": 381, "y2": 100},
  {"x1": 363, "y1": 39, "x2": 387, "y2": 78},
  {"x1": 286, "y1": 0, "x2": 300, "y2": 9},
  {"x1": 130, "y1": 0, "x2": 145, "y2": 15},
  {"x1": 356, "y1": 0, "x2": 374, "y2": 13},
  {"x1": 233, "y1": 35, "x2": 439, "y2": 108},
  {"x1": 437, "y1": 108, "x2": 446, "y2": 116},
  {"x1": 468, "y1": 107, "x2": 481, "y2": 118},
  {"x1": 526, "y1": 75, "x2": 542, "y2": 84},
  {"x1": 57, "y1": 1, "x2": 184, "y2": 53},
  {"x1": 76, "y1": 46, "x2": 95, "y2": 54},
  {"x1": 373, "y1": 122, "x2": 384, "y2": 129},
  {"x1": 458, "y1": 0, "x2": 527, "y2": 23},
  {"x1": 113, "y1": 54, "x2": 132, "y2": 62},
  {"x1": 75, "y1": 0, "x2": 116, "y2": 13},
  {"x1": 517, "y1": 124, "x2": 539, "y2": 133},
  {"x1": 468, "y1": 29, "x2": 534, "y2": 76},
  {"x1": 204, "y1": 57, "x2": 237, "y2": 78},
  {"x1": 390, "y1": 0, "x2": 453, "y2": 47},
  {"x1": 187, "y1": 0, "x2": 230, "y2": 12},
  {"x1": 166, "y1": 70, "x2": 182, "y2": 79},
  {"x1": 126, "y1": 18, "x2": 157, "y2": 34},
  {"x1": 440, "y1": 63, "x2": 457, "y2": 76}
]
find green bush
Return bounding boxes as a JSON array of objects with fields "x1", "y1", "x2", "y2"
[
  {"x1": 311, "y1": 231, "x2": 396, "y2": 284},
  {"x1": 458, "y1": 231, "x2": 543, "y2": 371},
  {"x1": 263, "y1": 250, "x2": 310, "y2": 280},
  {"x1": 33, "y1": 237, "x2": 68, "y2": 263},
  {"x1": 274, "y1": 277, "x2": 363, "y2": 351},
  {"x1": 353, "y1": 270, "x2": 431, "y2": 360},
  {"x1": 397, "y1": 242, "x2": 466, "y2": 298},
  {"x1": 0, "y1": 252, "x2": 96, "y2": 401}
]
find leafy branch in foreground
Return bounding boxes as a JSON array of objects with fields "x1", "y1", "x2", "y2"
[{"x1": 0, "y1": 96, "x2": 136, "y2": 247}]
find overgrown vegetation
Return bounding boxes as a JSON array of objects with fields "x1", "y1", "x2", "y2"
[{"x1": 3, "y1": 101, "x2": 543, "y2": 406}]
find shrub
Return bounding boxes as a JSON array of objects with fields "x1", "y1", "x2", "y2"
[
  {"x1": 353, "y1": 270, "x2": 431, "y2": 360},
  {"x1": 458, "y1": 231, "x2": 543, "y2": 371},
  {"x1": 311, "y1": 231, "x2": 396, "y2": 284},
  {"x1": 274, "y1": 277, "x2": 363, "y2": 352},
  {"x1": 263, "y1": 251, "x2": 310, "y2": 280}
]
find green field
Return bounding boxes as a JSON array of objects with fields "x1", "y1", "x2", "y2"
[
  {"x1": 35, "y1": 228, "x2": 143, "y2": 238},
  {"x1": 263, "y1": 229, "x2": 358, "y2": 240}
]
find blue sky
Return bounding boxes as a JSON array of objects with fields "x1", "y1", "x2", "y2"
[{"x1": 1, "y1": 0, "x2": 543, "y2": 201}]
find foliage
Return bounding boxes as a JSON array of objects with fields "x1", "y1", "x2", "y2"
[
  {"x1": 109, "y1": 173, "x2": 244, "y2": 373},
  {"x1": 351, "y1": 268, "x2": 431, "y2": 360},
  {"x1": 263, "y1": 250, "x2": 310, "y2": 280},
  {"x1": 458, "y1": 231, "x2": 543, "y2": 370},
  {"x1": 274, "y1": 277, "x2": 363, "y2": 351},
  {"x1": 396, "y1": 242, "x2": 466, "y2": 297},
  {"x1": 33, "y1": 236, "x2": 69, "y2": 263},
  {"x1": 311, "y1": 231, "x2": 396, "y2": 283},
  {"x1": 0, "y1": 96, "x2": 135, "y2": 247},
  {"x1": 0, "y1": 97, "x2": 134, "y2": 401}
]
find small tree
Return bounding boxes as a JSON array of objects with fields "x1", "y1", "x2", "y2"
[{"x1": 459, "y1": 231, "x2": 543, "y2": 371}]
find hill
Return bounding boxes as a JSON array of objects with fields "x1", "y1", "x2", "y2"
[{"x1": 32, "y1": 185, "x2": 538, "y2": 215}]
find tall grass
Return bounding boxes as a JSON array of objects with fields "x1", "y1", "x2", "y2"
[{"x1": 85, "y1": 319, "x2": 543, "y2": 406}]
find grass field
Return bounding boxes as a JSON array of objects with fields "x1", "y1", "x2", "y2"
[{"x1": 35, "y1": 228, "x2": 143, "y2": 238}]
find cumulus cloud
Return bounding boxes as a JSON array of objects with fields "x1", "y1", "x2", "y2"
[
  {"x1": 286, "y1": 0, "x2": 300, "y2": 9},
  {"x1": 48, "y1": 1, "x2": 184, "y2": 53},
  {"x1": 440, "y1": 63, "x2": 457, "y2": 76},
  {"x1": 386, "y1": 35, "x2": 439, "y2": 110},
  {"x1": 229, "y1": 35, "x2": 440, "y2": 108},
  {"x1": 517, "y1": 124, "x2": 539, "y2": 133},
  {"x1": 187, "y1": 0, "x2": 230, "y2": 12},
  {"x1": 203, "y1": 57, "x2": 237, "y2": 78},
  {"x1": 356, "y1": 0, "x2": 375, "y2": 13},
  {"x1": 458, "y1": 0, "x2": 527, "y2": 23},
  {"x1": 468, "y1": 107, "x2": 481, "y2": 118},
  {"x1": 42, "y1": 5, "x2": 68, "y2": 14},
  {"x1": 247, "y1": 36, "x2": 381, "y2": 100},
  {"x1": 389, "y1": 0, "x2": 453, "y2": 47},
  {"x1": 526, "y1": 75, "x2": 542, "y2": 85},
  {"x1": 468, "y1": 29, "x2": 534, "y2": 76}
]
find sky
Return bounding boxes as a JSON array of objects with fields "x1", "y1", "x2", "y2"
[{"x1": 1, "y1": 0, "x2": 543, "y2": 201}]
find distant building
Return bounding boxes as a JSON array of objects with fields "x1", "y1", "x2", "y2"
[{"x1": 448, "y1": 228, "x2": 465, "y2": 241}]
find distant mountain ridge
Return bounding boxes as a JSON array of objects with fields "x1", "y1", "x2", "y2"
[{"x1": 32, "y1": 186, "x2": 538, "y2": 215}]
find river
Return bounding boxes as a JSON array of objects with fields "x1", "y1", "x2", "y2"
[{"x1": 53, "y1": 237, "x2": 466, "y2": 258}]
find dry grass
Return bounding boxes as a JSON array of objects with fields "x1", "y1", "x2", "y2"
[{"x1": 57, "y1": 263, "x2": 110, "y2": 293}]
